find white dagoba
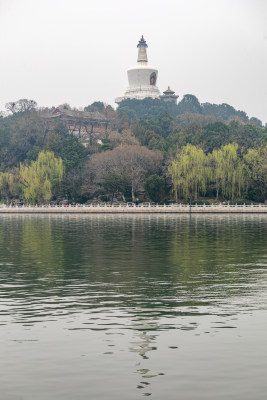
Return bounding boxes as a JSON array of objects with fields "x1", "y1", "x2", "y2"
[{"x1": 115, "y1": 36, "x2": 160, "y2": 103}]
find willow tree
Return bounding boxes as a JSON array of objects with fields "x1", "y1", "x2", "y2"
[
  {"x1": 208, "y1": 148, "x2": 224, "y2": 199},
  {"x1": 221, "y1": 144, "x2": 244, "y2": 200},
  {"x1": 209, "y1": 143, "x2": 245, "y2": 201},
  {"x1": 0, "y1": 170, "x2": 19, "y2": 204},
  {"x1": 168, "y1": 144, "x2": 207, "y2": 201},
  {"x1": 20, "y1": 151, "x2": 64, "y2": 204}
]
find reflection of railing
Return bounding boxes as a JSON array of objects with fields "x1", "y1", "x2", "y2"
[{"x1": 1, "y1": 203, "x2": 267, "y2": 213}]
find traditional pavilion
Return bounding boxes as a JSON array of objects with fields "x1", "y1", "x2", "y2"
[
  {"x1": 115, "y1": 36, "x2": 161, "y2": 103},
  {"x1": 159, "y1": 86, "x2": 179, "y2": 103},
  {"x1": 42, "y1": 106, "x2": 110, "y2": 146}
]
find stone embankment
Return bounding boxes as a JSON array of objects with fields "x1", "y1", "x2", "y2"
[{"x1": 1, "y1": 204, "x2": 267, "y2": 213}]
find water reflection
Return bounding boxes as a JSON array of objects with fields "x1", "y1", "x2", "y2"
[
  {"x1": 1, "y1": 214, "x2": 267, "y2": 399},
  {"x1": 1, "y1": 214, "x2": 267, "y2": 320}
]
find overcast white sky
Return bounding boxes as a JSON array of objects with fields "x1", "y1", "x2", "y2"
[{"x1": 0, "y1": 0, "x2": 266, "y2": 122}]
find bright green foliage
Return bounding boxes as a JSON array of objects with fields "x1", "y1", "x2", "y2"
[
  {"x1": 169, "y1": 144, "x2": 207, "y2": 201},
  {"x1": 217, "y1": 144, "x2": 244, "y2": 200},
  {"x1": 209, "y1": 148, "x2": 224, "y2": 199},
  {"x1": 169, "y1": 143, "x2": 245, "y2": 202},
  {"x1": 0, "y1": 170, "x2": 18, "y2": 203},
  {"x1": 244, "y1": 146, "x2": 267, "y2": 202},
  {"x1": 209, "y1": 144, "x2": 245, "y2": 200},
  {"x1": 19, "y1": 151, "x2": 64, "y2": 204}
]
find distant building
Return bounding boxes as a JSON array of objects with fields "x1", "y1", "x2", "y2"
[
  {"x1": 115, "y1": 36, "x2": 161, "y2": 103},
  {"x1": 159, "y1": 86, "x2": 179, "y2": 104},
  {"x1": 42, "y1": 106, "x2": 110, "y2": 146}
]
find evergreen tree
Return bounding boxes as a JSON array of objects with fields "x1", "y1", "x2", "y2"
[{"x1": 244, "y1": 147, "x2": 267, "y2": 203}]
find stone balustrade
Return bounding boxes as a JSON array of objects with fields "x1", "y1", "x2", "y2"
[{"x1": 1, "y1": 203, "x2": 267, "y2": 213}]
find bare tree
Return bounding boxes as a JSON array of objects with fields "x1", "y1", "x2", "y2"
[
  {"x1": 17, "y1": 99, "x2": 37, "y2": 112},
  {"x1": 5, "y1": 99, "x2": 37, "y2": 114},
  {"x1": 85, "y1": 145, "x2": 163, "y2": 201},
  {"x1": 5, "y1": 102, "x2": 17, "y2": 114},
  {"x1": 108, "y1": 129, "x2": 140, "y2": 147}
]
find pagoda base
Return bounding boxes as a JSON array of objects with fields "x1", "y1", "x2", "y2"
[{"x1": 115, "y1": 85, "x2": 160, "y2": 103}]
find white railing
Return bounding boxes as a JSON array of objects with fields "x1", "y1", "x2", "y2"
[{"x1": 1, "y1": 203, "x2": 267, "y2": 209}]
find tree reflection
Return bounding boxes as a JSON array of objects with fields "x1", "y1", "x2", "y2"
[{"x1": 0, "y1": 214, "x2": 267, "y2": 319}]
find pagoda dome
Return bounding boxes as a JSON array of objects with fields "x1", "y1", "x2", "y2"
[{"x1": 115, "y1": 36, "x2": 160, "y2": 103}]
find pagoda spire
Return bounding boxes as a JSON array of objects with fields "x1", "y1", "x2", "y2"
[
  {"x1": 115, "y1": 36, "x2": 160, "y2": 103},
  {"x1": 137, "y1": 35, "x2": 148, "y2": 63}
]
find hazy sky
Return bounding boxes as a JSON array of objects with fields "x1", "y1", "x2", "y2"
[{"x1": 0, "y1": 0, "x2": 266, "y2": 122}]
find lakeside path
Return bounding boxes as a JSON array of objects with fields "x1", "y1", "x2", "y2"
[{"x1": 1, "y1": 204, "x2": 267, "y2": 213}]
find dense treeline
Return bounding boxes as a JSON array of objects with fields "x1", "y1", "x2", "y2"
[
  {"x1": 0, "y1": 97, "x2": 267, "y2": 205},
  {"x1": 118, "y1": 96, "x2": 263, "y2": 126}
]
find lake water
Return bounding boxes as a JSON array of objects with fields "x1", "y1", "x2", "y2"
[{"x1": 0, "y1": 214, "x2": 267, "y2": 400}]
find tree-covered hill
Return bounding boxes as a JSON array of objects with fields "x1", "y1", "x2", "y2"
[
  {"x1": 0, "y1": 98, "x2": 266, "y2": 205},
  {"x1": 118, "y1": 95, "x2": 263, "y2": 127}
]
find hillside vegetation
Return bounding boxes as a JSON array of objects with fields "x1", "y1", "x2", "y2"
[{"x1": 0, "y1": 97, "x2": 266, "y2": 205}]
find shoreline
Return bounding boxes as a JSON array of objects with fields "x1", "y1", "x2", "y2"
[{"x1": 1, "y1": 205, "x2": 267, "y2": 214}]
